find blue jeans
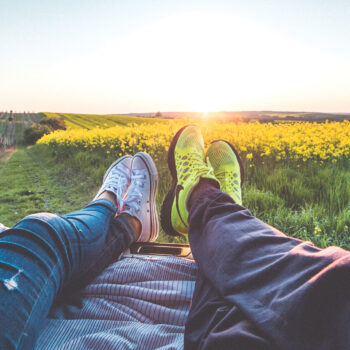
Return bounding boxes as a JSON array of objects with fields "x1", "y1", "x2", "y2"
[
  {"x1": 2, "y1": 183, "x2": 350, "y2": 350},
  {"x1": 0, "y1": 199, "x2": 135, "y2": 349},
  {"x1": 185, "y1": 181, "x2": 350, "y2": 350}
]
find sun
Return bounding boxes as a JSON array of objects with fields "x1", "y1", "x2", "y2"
[{"x1": 99, "y1": 11, "x2": 322, "y2": 113}]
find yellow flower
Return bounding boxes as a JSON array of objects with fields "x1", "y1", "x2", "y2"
[{"x1": 37, "y1": 119, "x2": 350, "y2": 164}]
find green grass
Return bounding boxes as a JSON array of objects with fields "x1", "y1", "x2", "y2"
[
  {"x1": 0, "y1": 147, "x2": 94, "y2": 225},
  {"x1": 15, "y1": 118, "x2": 26, "y2": 147},
  {"x1": 0, "y1": 113, "x2": 83, "y2": 225},
  {"x1": 244, "y1": 162, "x2": 350, "y2": 248},
  {"x1": 0, "y1": 120, "x2": 5, "y2": 133},
  {"x1": 0, "y1": 112, "x2": 349, "y2": 249},
  {"x1": 22, "y1": 144, "x2": 347, "y2": 248},
  {"x1": 43, "y1": 112, "x2": 163, "y2": 130}
]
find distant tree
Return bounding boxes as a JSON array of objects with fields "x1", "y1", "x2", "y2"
[
  {"x1": 155, "y1": 111, "x2": 162, "y2": 117},
  {"x1": 24, "y1": 124, "x2": 51, "y2": 145},
  {"x1": 24, "y1": 116, "x2": 66, "y2": 145},
  {"x1": 39, "y1": 116, "x2": 66, "y2": 130}
]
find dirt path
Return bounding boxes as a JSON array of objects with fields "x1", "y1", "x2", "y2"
[
  {"x1": 0, "y1": 113, "x2": 95, "y2": 226},
  {"x1": 0, "y1": 149, "x2": 16, "y2": 162},
  {"x1": 0, "y1": 113, "x2": 32, "y2": 174}
]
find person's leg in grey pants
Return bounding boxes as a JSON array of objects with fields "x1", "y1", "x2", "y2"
[{"x1": 185, "y1": 179, "x2": 350, "y2": 350}]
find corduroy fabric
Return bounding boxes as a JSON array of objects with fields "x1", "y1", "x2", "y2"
[{"x1": 36, "y1": 254, "x2": 197, "y2": 350}]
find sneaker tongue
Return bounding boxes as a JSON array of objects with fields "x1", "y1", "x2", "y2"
[
  {"x1": 123, "y1": 193, "x2": 141, "y2": 217},
  {"x1": 123, "y1": 170, "x2": 147, "y2": 216},
  {"x1": 132, "y1": 168, "x2": 147, "y2": 179},
  {"x1": 105, "y1": 176, "x2": 128, "y2": 197}
]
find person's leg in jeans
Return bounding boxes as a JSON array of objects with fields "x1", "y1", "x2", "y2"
[
  {"x1": 0, "y1": 152, "x2": 159, "y2": 349},
  {"x1": 161, "y1": 125, "x2": 350, "y2": 350}
]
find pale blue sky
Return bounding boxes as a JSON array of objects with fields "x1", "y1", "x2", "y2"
[{"x1": 1, "y1": 0, "x2": 349, "y2": 113}]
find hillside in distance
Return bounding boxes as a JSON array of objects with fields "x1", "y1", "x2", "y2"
[{"x1": 124, "y1": 111, "x2": 350, "y2": 122}]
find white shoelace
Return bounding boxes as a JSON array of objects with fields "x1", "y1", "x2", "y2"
[
  {"x1": 123, "y1": 169, "x2": 148, "y2": 218},
  {"x1": 95, "y1": 165, "x2": 131, "y2": 210}
]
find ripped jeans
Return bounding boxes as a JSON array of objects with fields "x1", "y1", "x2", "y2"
[{"x1": 0, "y1": 199, "x2": 135, "y2": 349}]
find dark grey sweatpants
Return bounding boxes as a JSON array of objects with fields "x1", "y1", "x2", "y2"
[{"x1": 185, "y1": 182, "x2": 350, "y2": 350}]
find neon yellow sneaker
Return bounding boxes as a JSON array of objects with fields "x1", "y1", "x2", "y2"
[
  {"x1": 206, "y1": 140, "x2": 245, "y2": 205},
  {"x1": 161, "y1": 125, "x2": 219, "y2": 235}
]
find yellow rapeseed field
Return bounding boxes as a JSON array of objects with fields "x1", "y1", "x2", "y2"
[{"x1": 38, "y1": 120, "x2": 350, "y2": 163}]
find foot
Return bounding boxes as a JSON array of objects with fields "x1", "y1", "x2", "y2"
[
  {"x1": 122, "y1": 152, "x2": 159, "y2": 242},
  {"x1": 161, "y1": 125, "x2": 219, "y2": 236},
  {"x1": 0, "y1": 223, "x2": 8, "y2": 234},
  {"x1": 206, "y1": 140, "x2": 244, "y2": 205},
  {"x1": 94, "y1": 155, "x2": 133, "y2": 212}
]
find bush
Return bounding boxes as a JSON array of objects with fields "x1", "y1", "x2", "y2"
[
  {"x1": 24, "y1": 116, "x2": 66, "y2": 145},
  {"x1": 24, "y1": 124, "x2": 51, "y2": 145},
  {"x1": 39, "y1": 116, "x2": 66, "y2": 130}
]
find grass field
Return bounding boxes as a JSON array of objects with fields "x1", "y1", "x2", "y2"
[
  {"x1": 0, "y1": 112, "x2": 94, "y2": 224},
  {"x1": 0, "y1": 112, "x2": 40, "y2": 150},
  {"x1": 0, "y1": 113, "x2": 349, "y2": 250},
  {"x1": 44, "y1": 112, "x2": 162, "y2": 129},
  {"x1": 0, "y1": 147, "x2": 94, "y2": 224}
]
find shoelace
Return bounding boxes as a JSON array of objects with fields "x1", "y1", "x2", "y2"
[
  {"x1": 205, "y1": 157, "x2": 215, "y2": 177},
  {"x1": 102, "y1": 166, "x2": 130, "y2": 208},
  {"x1": 187, "y1": 153, "x2": 214, "y2": 179},
  {"x1": 209, "y1": 159, "x2": 240, "y2": 195},
  {"x1": 208, "y1": 156, "x2": 230, "y2": 181},
  {"x1": 123, "y1": 169, "x2": 147, "y2": 215}
]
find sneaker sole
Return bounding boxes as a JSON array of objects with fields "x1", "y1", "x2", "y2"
[
  {"x1": 134, "y1": 152, "x2": 159, "y2": 242},
  {"x1": 160, "y1": 125, "x2": 194, "y2": 236},
  {"x1": 210, "y1": 140, "x2": 245, "y2": 185}
]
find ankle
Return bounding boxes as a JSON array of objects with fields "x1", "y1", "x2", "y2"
[
  {"x1": 188, "y1": 178, "x2": 220, "y2": 210},
  {"x1": 96, "y1": 191, "x2": 117, "y2": 208},
  {"x1": 120, "y1": 213, "x2": 141, "y2": 241}
]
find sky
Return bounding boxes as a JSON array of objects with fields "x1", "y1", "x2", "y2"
[{"x1": 0, "y1": 0, "x2": 349, "y2": 114}]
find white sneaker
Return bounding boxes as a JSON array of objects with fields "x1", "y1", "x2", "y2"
[
  {"x1": 123, "y1": 152, "x2": 159, "y2": 242},
  {"x1": 0, "y1": 223, "x2": 8, "y2": 234},
  {"x1": 94, "y1": 155, "x2": 133, "y2": 212}
]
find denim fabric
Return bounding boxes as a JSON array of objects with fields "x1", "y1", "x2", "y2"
[
  {"x1": 184, "y1": 182, "x2": 350, "y2": 350},
  {"x1": 0, "y1": 199, "x2": 135, "y2": 350},
  {"x1": 3, "y1": 182, "x2": 350, "y2": 350}
]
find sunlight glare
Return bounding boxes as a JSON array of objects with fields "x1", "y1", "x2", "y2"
[{"x1": 73, "y1": 11, "x2": 348, "y2": 113}]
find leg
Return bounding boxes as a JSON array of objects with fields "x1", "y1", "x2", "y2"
[
  {"x1": 160, "y1": 125, "x2": 274, "y2": 348},
  {"x1": 161, "y1": 125, "x2": 350, "y2": 350},
  {"x1": 185, "y1": 270, "x2": 274, "y2": 350},
  {"x1": 0, "y1": 199, "x2": 135, "y2": 349},
  {"x1": 185, "y1": 181, "x2": 350, "y2": 350},
  {"x1": 0, "y1": 152, "x2": 159, "y2": 349}
]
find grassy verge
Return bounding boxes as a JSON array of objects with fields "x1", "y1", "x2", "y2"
[
  {"x1": 245, "y1": 162, "x2": 350, "y2": 248},
  {"x1": 2, "y1": 114, "x2": 349, "y2": 248},
  {"x1": 1, "y1": 112, "x2": 349, "y2": 248},
  {"x1": 0, "y1": 147, "x2": 94, "y2": 226},
  {"x1": 0, "y1": 150, "x2": 16, "y2": 164},
  {"x1": 18, "y1": 145, "x2": 347, "y2": 248}
]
